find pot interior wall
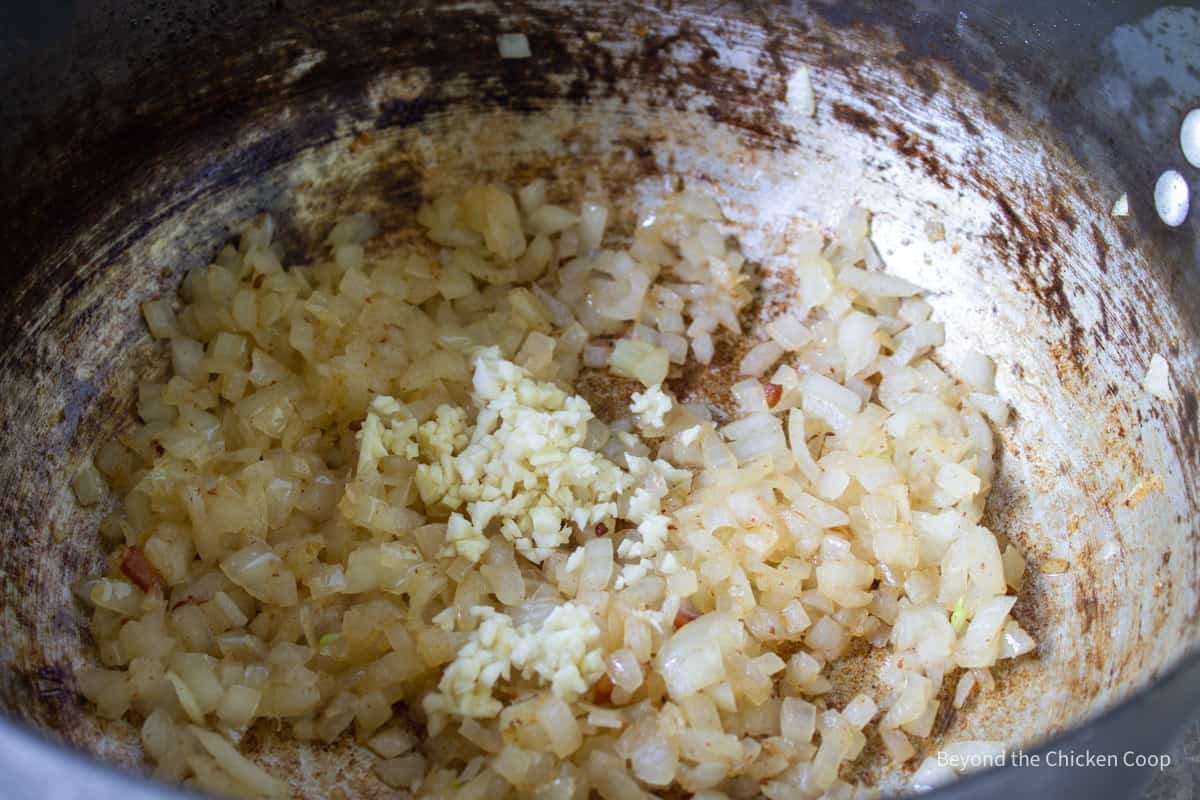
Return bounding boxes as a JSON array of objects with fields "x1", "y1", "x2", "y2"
[{"x1": 0, "y1": 2, "x2": 1197, "y2": 797}]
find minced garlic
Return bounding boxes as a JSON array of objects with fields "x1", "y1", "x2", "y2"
[
  {"x1": 630, "y1": 383, "x2": 674, "y2": 434},
  {"x1": 424, "y1": 602, "x2": 604, "y2": 720}
]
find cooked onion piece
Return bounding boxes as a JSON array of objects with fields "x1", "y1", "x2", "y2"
[{"x1": 75, "y1": 180, "x2": 1029, "y2": 798}]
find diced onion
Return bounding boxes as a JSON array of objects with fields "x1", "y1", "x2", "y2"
[
  {"x1": 73, "y1": 182, "x2": 1027, "y2": 798},
  {"x1": 610, "y1": 338, "x2": 669, "y2": 386},
  {"x1": 786, "y1": 65, "x2": 816, "y2": 117},
  {"x1": 496, "y1": 33, "x2": 532, "y2": 59},
  {"x1": 739, "y1": 340, "x2": 784, "y2": 377},
  {"x1": 1144, "y1": 353, "x2": 1172, "y2": 399}
]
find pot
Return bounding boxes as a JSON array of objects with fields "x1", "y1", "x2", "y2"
[{"x1": 0, "y1": 1, "x2": 1197, "y2": 798}]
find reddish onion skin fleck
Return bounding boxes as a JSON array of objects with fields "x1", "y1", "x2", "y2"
[
  {"x1": 763, "y1": 383, "x2": 783, "y2": 408},
  {"x1": 120, "y1": 546, "x2": 163, "y2": 593},
  {"x1": 595, "y1": 522, "x2": 609, "y2": 536},
  {"x1": 674, "y1": 605, "x2": 700, "y2": 629}
]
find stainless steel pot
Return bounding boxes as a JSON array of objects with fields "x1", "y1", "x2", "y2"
[{"x1": 0, "y1": 1, "x2": 1197, "y2": 798}]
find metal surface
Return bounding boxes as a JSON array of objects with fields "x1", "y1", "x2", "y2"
[{"x1": 0, "y1": 1, "x2": 1197, "y2": 798}]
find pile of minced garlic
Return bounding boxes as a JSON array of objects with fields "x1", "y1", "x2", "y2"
[{"x1": 71, "y1": 178, "x2": 1032, "y2": 799}]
